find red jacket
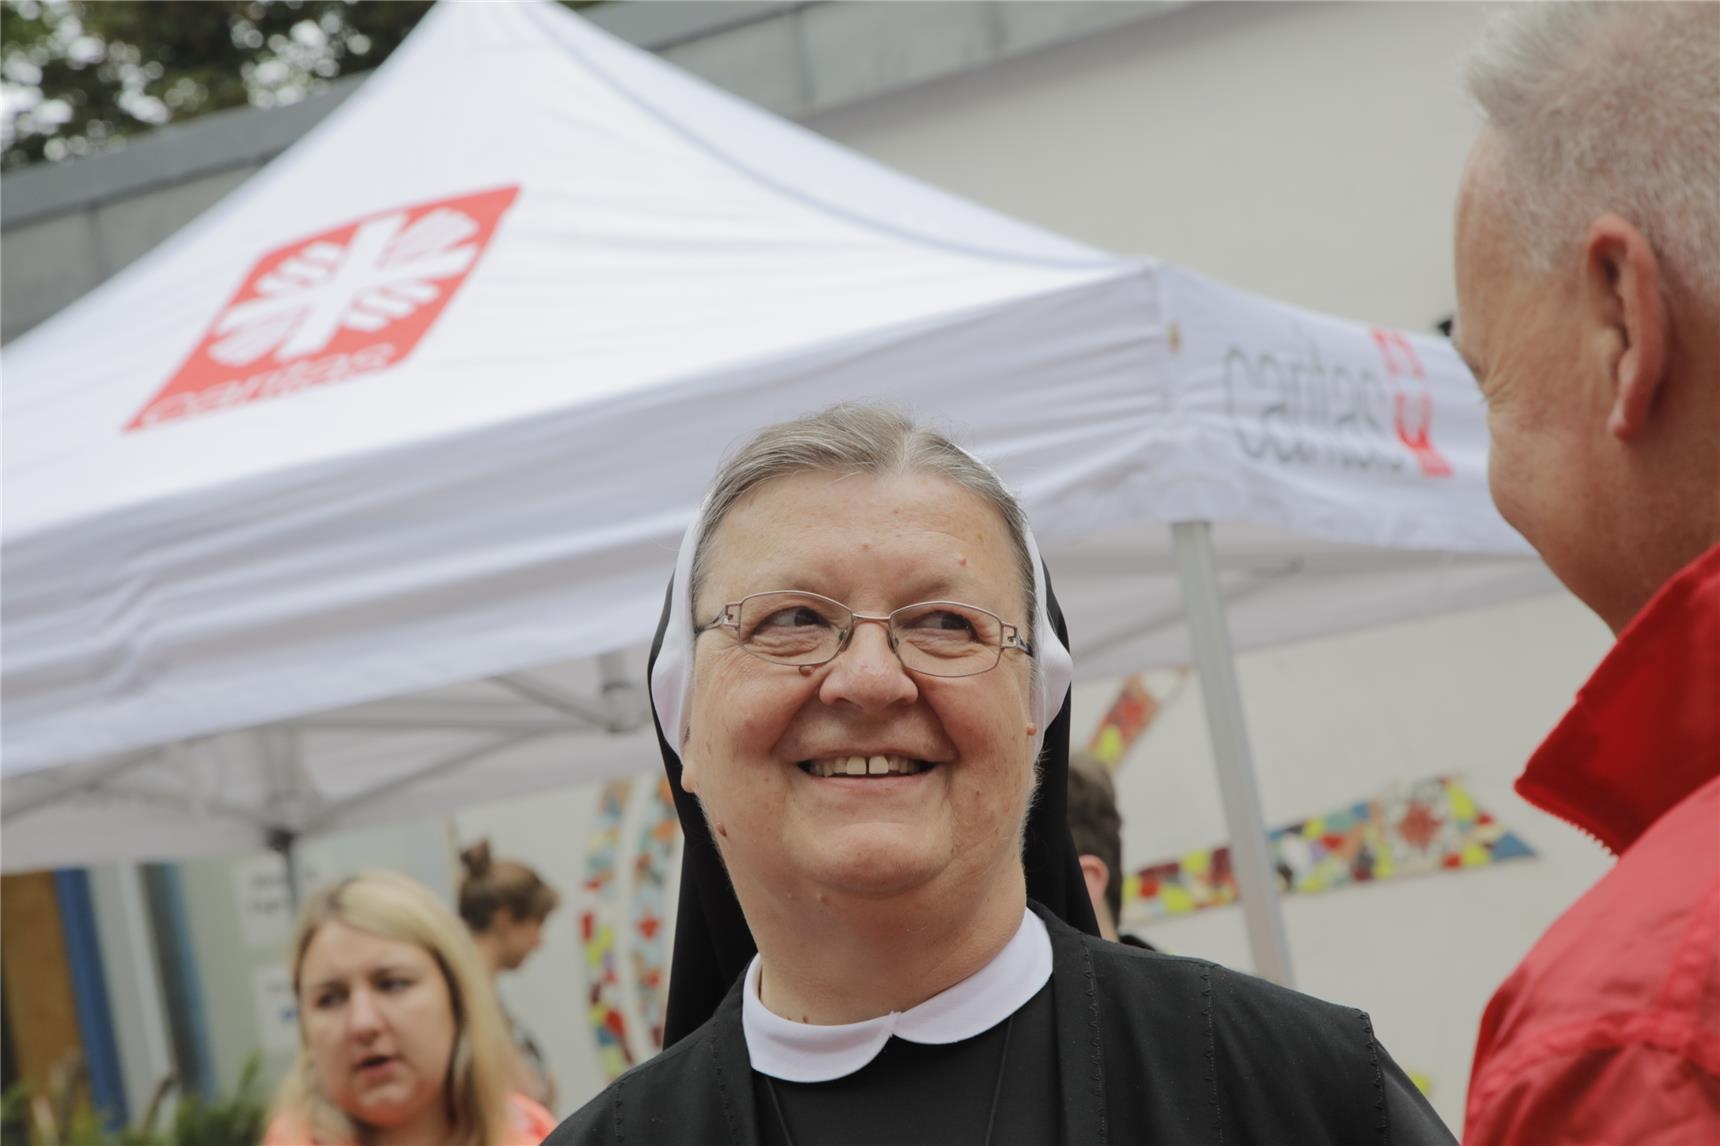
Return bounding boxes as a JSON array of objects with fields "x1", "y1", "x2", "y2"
[{"x1": 1464, "y1": 543, "x2": 1720, "y2": 1146}]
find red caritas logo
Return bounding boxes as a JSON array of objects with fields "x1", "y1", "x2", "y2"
[
  {"x1": 127, "y1": 185, "x2": 519, "y2": 431},
  {"x1": 1371, "y1": 327, "x2": 1452, "y2": 478}
]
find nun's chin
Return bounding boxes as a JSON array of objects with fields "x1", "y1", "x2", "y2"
[
  {"x1": 767, "y1": 769, "x2": 955, "y2": 895},
  {"x1": 789, "y1": 822, "x2": 956, "y2": 899}
]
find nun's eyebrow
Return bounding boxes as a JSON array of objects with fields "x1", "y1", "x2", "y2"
[
  {"x1": 899, "y1": 573, "x2": 976, "y2": 602},
  {"x1": 742, "y1": 568, "x2": 982, "y2": 602}
]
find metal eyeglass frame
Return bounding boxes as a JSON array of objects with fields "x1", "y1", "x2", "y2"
[{"x1": 695, "y1": 589, "x2": 1034, "y2": 678}]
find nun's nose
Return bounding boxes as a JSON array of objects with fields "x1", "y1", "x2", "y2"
[{"x1": 817, "y1": 618, "x2": 918, "y2": 712}]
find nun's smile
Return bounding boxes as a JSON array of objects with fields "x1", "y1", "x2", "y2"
[
  {"x1": 799, "y1": 754, "x2": 931, "y2": 778},
  {"x1": 681, "y1": 469, "x2": 1039, "y2": 906}
]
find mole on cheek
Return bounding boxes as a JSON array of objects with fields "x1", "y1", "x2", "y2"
[{"x1": 716, "y1": 822, "x2": 728, "y2": 838}]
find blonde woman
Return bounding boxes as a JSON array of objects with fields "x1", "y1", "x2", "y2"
[{"x1": 263, "y1": 871, "x2": 556, "y2": 1146}]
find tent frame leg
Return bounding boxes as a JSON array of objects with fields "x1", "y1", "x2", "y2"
[
  {"x1": 268, "y1": 828, "x2": 302, "y2": 912},
  {"x1": 1171, "y1": 519, "x2": 1295, "y2": 986}
]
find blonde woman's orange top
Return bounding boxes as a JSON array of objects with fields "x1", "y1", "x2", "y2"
[{"x1": 262, "y1": 1092, "x2": 556, "y2": 1145}]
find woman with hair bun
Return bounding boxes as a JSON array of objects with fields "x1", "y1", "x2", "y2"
[
  {"x1": 458, "y1": 840, "x2": 562, "y2": 1109},
  {"x1": 262, "y1": 870, "x2": 555, "y2": 1146}
]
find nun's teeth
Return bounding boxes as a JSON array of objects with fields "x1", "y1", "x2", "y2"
[{"x1": 804, "y1": 755, "x2": 928, "y2": 777}]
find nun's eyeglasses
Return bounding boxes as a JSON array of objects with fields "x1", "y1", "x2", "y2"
[{"x1": 696, "y1": 590, "x2": 1033, "y2": 678}]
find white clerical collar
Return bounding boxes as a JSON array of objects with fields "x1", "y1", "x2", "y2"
[{"x1": 742, "y1": 907, "x2": 1052, "y2": 1083}]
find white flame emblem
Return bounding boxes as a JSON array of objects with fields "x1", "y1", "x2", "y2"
[{"x1": 208, "y1": 207, "x2": 480, "y2": 367}]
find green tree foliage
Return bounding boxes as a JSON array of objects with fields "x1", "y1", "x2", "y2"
[{"x1": 1, "y1": 0, "x2": 597, "y2": 171}]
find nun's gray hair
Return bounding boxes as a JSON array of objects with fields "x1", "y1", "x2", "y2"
[
  {"x1": 1465, "y1": 1, "x2": 1720, "y2": 302},
  {"x1": 689, "y1": 403, "x2": 1037, "y2": 628}
]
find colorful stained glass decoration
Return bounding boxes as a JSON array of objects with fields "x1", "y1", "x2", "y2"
[
  {"x1": 1087, "y1": 670, "x2": 1186, "y2": 770},
  {"x1": 630, "y1": 777, "x2": 678, "y2": 1051},
  {"x1": 581, "y1": 778, "x2": 637, "y2": 1078},
  {"x1": 1125, "y1": 775, "x2": 1536, "y2": 921}
]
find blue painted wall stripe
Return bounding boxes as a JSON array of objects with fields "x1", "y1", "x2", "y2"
[
  {"x1": 53, "y1": 869, "x2": 127, "y2": 1130},
  {"x1": 142, "y1": 863, "x2": 216, "y2": 1098}
]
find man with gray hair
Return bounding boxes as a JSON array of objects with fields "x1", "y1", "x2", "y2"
[{"x1": 1453, "y1": 3, "x2": 1720, "y2": 1143}]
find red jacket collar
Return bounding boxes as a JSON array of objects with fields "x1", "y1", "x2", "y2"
[{"x1": 1516, "y1": 542, "x2": 1720, "y2": 856}]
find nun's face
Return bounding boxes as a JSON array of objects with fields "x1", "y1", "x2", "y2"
[{"x1": 683, "y1": 469, "x2": 1038, "y2": 909}]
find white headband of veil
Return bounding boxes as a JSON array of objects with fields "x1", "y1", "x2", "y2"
[{"x1": 649, "y1": 476, "x2": 1074, "y2": 765}]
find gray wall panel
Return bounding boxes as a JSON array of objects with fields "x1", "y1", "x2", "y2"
[
  {"x1": 92, "y1": 167, "x2": 259, "y2": 279},
  {"x1": 3, "y1": 211, "x2": 102, "y2": 343}
]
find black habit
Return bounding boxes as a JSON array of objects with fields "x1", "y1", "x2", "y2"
[{"x1": 547, "y1": 901, "x2": 1452, "y2": 1145}]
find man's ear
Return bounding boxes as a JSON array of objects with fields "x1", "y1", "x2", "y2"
[
  {"x1": 1584, "y1": 214, "x2": 1668, "y2": 441},
  {"x1": 1078, "y1": 853, "x2": 1110, "y2": 900}
]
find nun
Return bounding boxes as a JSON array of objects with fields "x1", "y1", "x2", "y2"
[{"x1": 549, "y1": 404, "x2": 1453, "y2": 1146}]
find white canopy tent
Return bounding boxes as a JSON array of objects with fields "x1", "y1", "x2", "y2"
[{"x1": 1, "y1": 0, "x2": 1551, "y2": 984}]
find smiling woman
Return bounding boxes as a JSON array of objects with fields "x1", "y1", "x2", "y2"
[
  {"x1": 680, "y1": 466, "x2": 1046, "y2": 935},
  {"x1": 261, "y1": 871, "x2": 556, "y2": 1146},
  {"x1": 548, "y1": 403, "x2": 1456, "y2": 1146}
]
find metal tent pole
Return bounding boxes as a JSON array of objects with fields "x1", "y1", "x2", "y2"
[
  {"x1": 1170, "y1": 520, "x2": 1295, "y2": 986},
  {"x1": 269, "y1": 828, "x2": 302, "y2": 912}
]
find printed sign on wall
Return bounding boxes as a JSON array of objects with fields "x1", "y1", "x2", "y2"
[
  {"x1": 252, "y1": 962, "x2": 301, "y2": 1054},
  {"x1": 232, "y1": 852, "x2": 326, "y2": 949}
]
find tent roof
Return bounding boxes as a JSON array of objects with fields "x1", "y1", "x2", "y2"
[
  {"x1": 2, "y1": 0, "x2": 1124, "y2": 541},
  {"x1": 2, "y1": 0, "x2": 1142, "y2": 773}
]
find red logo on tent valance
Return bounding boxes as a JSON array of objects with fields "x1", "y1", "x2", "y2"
[
  {"x1": 1371, "y1": 328, "x2": 1452, "y2": 479},
  {"x1": 126, "y1": 185, "x2": 520, "y2": 431}
]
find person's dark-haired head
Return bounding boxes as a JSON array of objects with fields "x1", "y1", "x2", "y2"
[
  {"x1": 1066, "y1": 752, "x2": 1124, "y2": 942},
  {"x1": 458, "y1": 841, "x2": 561, "y2": 1110},
  {"x1": 457, "y1": 840, "x2": 560, "y2": 973}
]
